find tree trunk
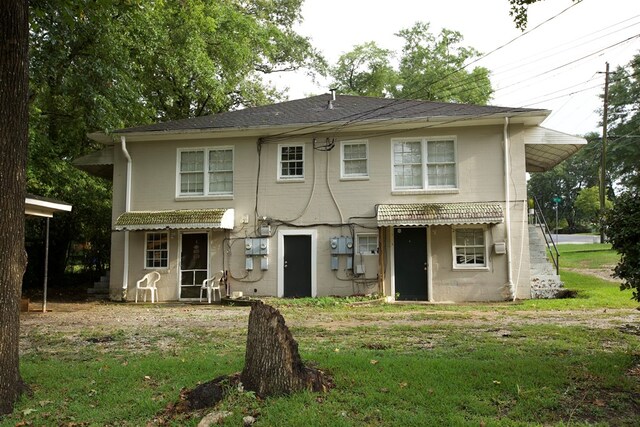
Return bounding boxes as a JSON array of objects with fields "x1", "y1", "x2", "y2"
[
  {"x1": 0, "y1": 0, "x2": 30, "y2": 415},
  {"x1": 240, "y1": 302, "x2": 330, "y2": 397}
]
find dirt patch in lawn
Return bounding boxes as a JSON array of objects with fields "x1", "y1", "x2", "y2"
[{"x1": 19, "y1": 299, "x2": 639, "y2": 341}]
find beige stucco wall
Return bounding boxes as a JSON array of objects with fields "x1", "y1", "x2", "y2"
[{"x1": 109, "y1": 122, "x2": 532, "y2": 302}]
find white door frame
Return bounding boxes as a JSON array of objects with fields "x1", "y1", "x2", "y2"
[
  {"x1": 277, "y1": 229, "x2": 317, "y2": 297},
  {"x1": 389, "y1": 226, "x2": 433, "y2": 302}
]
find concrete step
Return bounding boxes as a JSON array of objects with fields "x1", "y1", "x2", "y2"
[
  {"x1": 87, "y1": 271, "x2": 110, "y2": 297},
  {"x1": 529, "y1": 225, "x2": 564, "y2": 299}
]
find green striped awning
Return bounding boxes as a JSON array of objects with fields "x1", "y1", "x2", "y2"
[
  {"x1": 376, "y1": 203, "x2": 503, "y2": 227},
  {"x1": 114, "y1": 208, "x2": 234, "y2": 231}
]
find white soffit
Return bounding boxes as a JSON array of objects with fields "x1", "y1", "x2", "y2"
[{"x1": 524, "y1": 127, "x2": 587, "y2": 172}]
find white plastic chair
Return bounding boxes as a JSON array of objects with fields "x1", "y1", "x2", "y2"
[
  {"x1": 135, "y1": 271, "x2": 160, "y2": 303},
  {"x1": 200, "y1": 270, "x2": 224, "y2": 303}
]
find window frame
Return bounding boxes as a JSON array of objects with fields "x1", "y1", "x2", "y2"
[
  {"x1": 208, "y1": 147, "x2": 234, "y2": 196},
  {"x1": 451, "y1": 226, "x2": 489, "y2": 270},
  {"x1": 277, "y1": 144, "x2": 305, "y2": 181},
  {"x1": 356, "y1": 233, "x2": 379, "y2": 255},
  {"x1": 340, "y1": 140, "x2": 369, "y2": 179},
  {"x1": 145, "y1": 232, "x2": 169, "y2": 269},
  {"x1": 176, "y1": 147, "x2": 234, "y2": 198},
  {"x1": 178, "y1": 149, "x2": 205, "y2": 196},
  {"x1": 391, "y1": 136, "x2": 458, "y2": 192}
]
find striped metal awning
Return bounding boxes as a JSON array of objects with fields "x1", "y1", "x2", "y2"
[
  {"x1": 114, "y1": 208, "x2": 234, "y2": 231},
  {"x1": 376, "y1": 203, "x2": 503, "y2": 227}
]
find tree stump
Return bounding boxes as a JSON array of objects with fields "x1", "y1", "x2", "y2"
[{"x1": 240, "y1": 301, "x2": 331, "y2": 397}]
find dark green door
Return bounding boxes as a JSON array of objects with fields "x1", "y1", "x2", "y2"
[
  {"x1": 283, "y1": 235, "x2": 312, "y2": 297},
  {"x1": 394, "y1": 227, "x2": 427, "y2": 301}
]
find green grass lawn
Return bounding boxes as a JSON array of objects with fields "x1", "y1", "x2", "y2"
[
  {"x1": 520, "y1": 243, "x2": 637, "y2": 309},
  {"x1": 557, "y1": 243, "x2": 620, "y2": 270},
  {"x1": 3, "y1": 243, "x2": 638, "y2": 426}
]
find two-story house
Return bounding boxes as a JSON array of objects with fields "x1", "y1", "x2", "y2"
[{"x1": 78, "y1": 93, "x2": 585, "y2": 302}]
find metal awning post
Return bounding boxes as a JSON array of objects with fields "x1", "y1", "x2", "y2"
[{"x1": 43, "y1": 217, "x2": 50, "y2": 313}]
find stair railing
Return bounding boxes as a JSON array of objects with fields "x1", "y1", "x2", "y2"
[{"x1": 530, "y1": 195, "x2": 560, "y2": 275}]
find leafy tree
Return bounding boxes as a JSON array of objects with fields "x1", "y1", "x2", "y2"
[
  {"x1": 604, "y1": 53, "x2": 640, "y2": 190},
  {"x1": 394, "y1": 23, "x2": 492, "y2": 104},
  {"x1": 508, "y1": 0, "x2": 578, "y2": 30},
  {"x1": 330, "y1": 41, "x2": 397, "y2": 97},
  {"x1": 25, "y1": 0, "x2": 324, "y2": 289},
  {"x1": 0, "y1": 0, "x2": 29, "y2": 415},
  {"x1": 330, "y1": 22, "x2": 493, "y2": 105},
  {"x1": 605, "y1": 190, "x2": 640, "y2": 302},
  {"x1": 600, "y1": 52, "x2": 640, "y2": 302},
  {"x1": 574, "y1": 186, "x2": 612, "y2": 230}
]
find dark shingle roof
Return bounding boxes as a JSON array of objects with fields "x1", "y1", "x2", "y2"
[{"x1": 116, "y1": 95, "x2": 546, "y2": 134}]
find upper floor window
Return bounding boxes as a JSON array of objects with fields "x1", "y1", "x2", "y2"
[
  {"x1": 452, "y1": 227, "x2": 487, "y2": 269},
  {"x1": 341, "y1": 140, "x2": 368, "y2": 179},
  {"x1": 278, "y1": 144, "x2": 304, "y2": 180},
  {"x1": 392, "y1": 137, "x2": 457, "y2": 190},
  {"x1": 178, "y1": 147, "x2": 233, "y2": 196},
  {"x1": 146, "y1": 232, "x2": 168, "y2": 269},
  {"x1": 209, "y1": 148, "x2": 233, "y2": 194}
]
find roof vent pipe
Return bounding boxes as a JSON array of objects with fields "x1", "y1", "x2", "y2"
[{"x1": 327, "y1": 88, "x2": 337, "y2": 110}]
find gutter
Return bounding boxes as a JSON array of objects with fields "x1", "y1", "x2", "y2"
[
  {"x1": 121, "y1": 136, "x2": 132, "y2": 300},
  {"x1": 504, "y1": 117, "x2": 515, "y2": 300}
]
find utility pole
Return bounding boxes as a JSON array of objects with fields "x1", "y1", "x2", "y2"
[{"x1": 599, "y1": 62, "x2": 609, "y2": 244}]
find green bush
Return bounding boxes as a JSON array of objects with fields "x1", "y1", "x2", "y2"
[{"x1": 605, "y1": 190, "x2": 640, "y2": 301}]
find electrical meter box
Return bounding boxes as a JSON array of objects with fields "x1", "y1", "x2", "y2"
[
  {"x1": 259, "y1": 224, "x2": 272, "y2": 237},
  {"x1": 329, "y1": 236, "x2": 353, "y2": 255},
  {"x1": 245, "y1": 238, "x2": 269, "y2": 255}
]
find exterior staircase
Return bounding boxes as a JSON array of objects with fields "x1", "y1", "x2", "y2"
[
  {"x1": 529, "y1": 225, "x2": 564, "y2": 298},
  {"x1": 87, "y1": 271, "x2": 110, "y2": 299}
]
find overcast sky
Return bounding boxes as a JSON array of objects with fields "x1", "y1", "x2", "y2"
[{"x1": 268, "y1": 0, "x2": 640, "y2": 136}]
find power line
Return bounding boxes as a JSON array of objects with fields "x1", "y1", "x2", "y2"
[
  {"x1": 274, "y1": 0, "x2": 586, "y2": 137},
  {"x1": 263, "y1": 1, "x2": 628, "y2": 143},
  {"x1": 494, "y1": 33, "x2": 640, "y2": 96},
  {"x1": 488, "y1": 15, "x2": 640, "y2": 80}
]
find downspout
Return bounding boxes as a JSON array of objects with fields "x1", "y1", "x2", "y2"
[
  {"x1": 503, "y1": 117, "x2": 515, "y2": 300},
  {"x1": 121, "y1": 136, "x2": 132, "y2": 300}
]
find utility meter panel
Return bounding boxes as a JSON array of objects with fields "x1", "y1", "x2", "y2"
[
  {"x1": 245, "y1": 238, "x2": 269, "y2": 255},
  {"x1": 329, "y1": 236, "x2": 353, "y2": 255},
  {"x1": 330, "y1": 236, "x2": 354, "y2": 270}
]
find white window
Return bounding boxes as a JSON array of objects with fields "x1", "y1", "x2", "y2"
[
  {"x1": 426, "y1": 140, "x2": 456, "y2": 187},
  {"x1": 357, "y1": 233, "x2": 378, "y2": 254},
  {"x1": 146, "y1": 232, "x2": 168, "y2": 269},
  {"x1": 452, "y1": 227, "x2": 487, "y2": 269},
  {"x1": 179, "y1": 150, "x2": 204, "y2": 194},
  {"x1": 392, "y1": 137, "x2": 457, "y2": 190},
  {"x1": 208, "y1": 148, "x2": 233, "y2": 194},
  {"x1": 341, "y1": 140, "x2": 368, "y2": 178},
  {"x1": 278, "y1": 144, "x2": 304, "y2": 180},
  {"x1": 178, "y1": 147, "x2": 233, "y2": 196},
  {"x1": 393, "y1": 140, "x2": 422, "y2": 188}
]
